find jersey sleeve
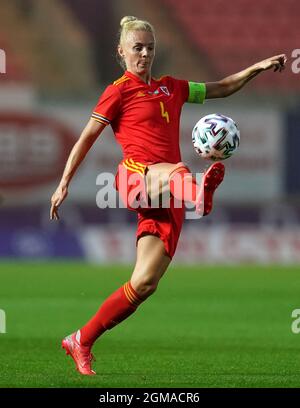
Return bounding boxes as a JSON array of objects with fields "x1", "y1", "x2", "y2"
[
  {"x1": 91, "y1": 85, "x2": 121, "y2": 126},
  {"x1": 170, "y1": 77, "x2": 189, "y2": 104},
  {"x1": 168, "y1": 77, "x2": 206, "y2": 104},
  {"x1": 187, "y1": 82, "x2": 206, "y2": 104}
]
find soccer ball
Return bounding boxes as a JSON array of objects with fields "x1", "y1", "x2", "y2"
[{"x1": 192, "y1": 113, "x2": 240, "y2": 161}]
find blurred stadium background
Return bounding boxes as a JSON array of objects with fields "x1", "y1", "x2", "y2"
[{"x1": 1, "y1": 0, "x2": 300, "y2": 264}]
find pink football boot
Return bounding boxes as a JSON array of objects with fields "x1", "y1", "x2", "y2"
[
  {"x1": 62, "y1": 332, "x2": 96, "y2": 376},
  {"x1": 196, "y1": 162, "x2": 225, "y2": 216}
]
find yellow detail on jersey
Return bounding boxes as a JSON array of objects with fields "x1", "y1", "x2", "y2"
[
  {"x1": 123, "y1": 158, "x2": 147, "y2": 176},
  {"x1": 113, "y1": 74, "x2": 126, "y2": 84},
  {"x1": 113, "y1": 75, "x2": 130, "y2": 86},
  {"x1": 136, "y1": 91, "x2": 146, "y2": 97},
  {"x1": 153, "y1": 75, "x2": 167, "y2": 82},
  {"x1": 160, "y1": 101, "x2": 170, "y2": 123},
  {"x1": 131, "y1": 158, "x2": 147, "y2": 169}
]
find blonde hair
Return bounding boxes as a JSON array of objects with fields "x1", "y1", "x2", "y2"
[{"x1": 119, "y1": 16, "x2": 155, "y2": 47}]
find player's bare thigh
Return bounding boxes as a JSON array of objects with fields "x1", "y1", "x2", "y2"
[
  {"x1": 146, "y1": 162, "x2": 178, "y2": 201},
  {"x1": 130, "y1": 234, "x2": 171, "y2": 298}
]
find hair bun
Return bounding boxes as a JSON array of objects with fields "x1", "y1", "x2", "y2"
[{"x1": 120, "y1": 16, "x2": 138, "y2": 27}]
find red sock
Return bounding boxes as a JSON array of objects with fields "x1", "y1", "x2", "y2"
[
  {"x1": 169, "y1": 166, "x2": 200, "y2": 203},
  {"x1": 79, "y1": 282, "x2": 143, "y2": 346}
]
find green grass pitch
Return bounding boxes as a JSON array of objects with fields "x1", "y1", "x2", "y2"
[{"x1": 0, "y1": 261, "x2": 300, "y2": 388}]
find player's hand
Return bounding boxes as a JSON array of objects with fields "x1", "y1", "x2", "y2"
[
  {"x1": 255, "y1": 54, "x2": 287, "y2": 72},
  {"x1": 50, "y1": 184, "x2": 68, "y2": 220}
]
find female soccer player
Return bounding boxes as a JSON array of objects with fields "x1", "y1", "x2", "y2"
[{"x1": 50, "y1": 16, "x2": 286, "y2": 375}]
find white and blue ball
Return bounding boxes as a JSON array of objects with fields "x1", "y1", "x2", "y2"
[{"x1": 192, "y1": 113, "x2": 240, "y2": 161}]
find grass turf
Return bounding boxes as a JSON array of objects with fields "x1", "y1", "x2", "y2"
[{"x1": 0, "y1": 261, "x2": 300, "y2": 388}]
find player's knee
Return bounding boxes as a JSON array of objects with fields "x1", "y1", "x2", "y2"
[
  {"x1": 169, "y1": 162, "x2": 190, "y2": 181},
  {"x1": 131, "y1": 278, "x2": 158, "y2": 299}
]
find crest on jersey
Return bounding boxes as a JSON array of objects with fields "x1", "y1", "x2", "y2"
[
  {"x1": 160, "y1": 86, "x2": 170, "y2": 96},
  {"x1": 147, "y1": 86, "x2": 170, "y2": 96}
]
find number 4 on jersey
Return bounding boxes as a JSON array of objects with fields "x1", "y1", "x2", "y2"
[{"x1": 160, "y1": 101, "x2": 170, "y2": 123}]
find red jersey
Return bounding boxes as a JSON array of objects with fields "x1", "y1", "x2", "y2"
[{"x1": 92, "y1": 70, "x2": 189, "y2": 164}]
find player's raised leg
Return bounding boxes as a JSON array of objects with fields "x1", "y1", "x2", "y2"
[{"x1": 146, "y1": 161, "x2": 225, "y2": 216}]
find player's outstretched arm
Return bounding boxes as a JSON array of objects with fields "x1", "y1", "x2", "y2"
[
  {"x1": 50, "y1": 119, "x2": 105, "y2": 220},
  {"x1": 205, "y1": 54, "x2": 287, "y2": 99}
]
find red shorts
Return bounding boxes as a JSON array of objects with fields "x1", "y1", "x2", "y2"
[{"x1": 114, "y1": 158, "x2": 185, "y2": 258}]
